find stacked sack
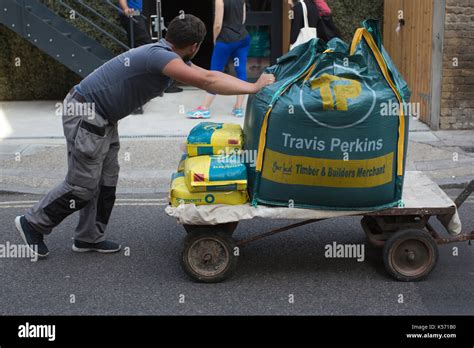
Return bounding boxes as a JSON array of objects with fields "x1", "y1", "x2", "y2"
[{"x1": 169, "y1": 122, "x2": 249, "y2": 207}]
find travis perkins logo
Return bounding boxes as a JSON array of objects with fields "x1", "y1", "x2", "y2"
[
  {"x1": 299, "y1": 65, "x2": 377, "y2": 129},
  {"x1": 18, "y1": 322, "x2": 56, "y2": 341}
]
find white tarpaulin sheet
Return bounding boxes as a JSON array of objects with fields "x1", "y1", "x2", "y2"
[{"x1": 165, "y1": 171, "x2": 462, "y2": 235}]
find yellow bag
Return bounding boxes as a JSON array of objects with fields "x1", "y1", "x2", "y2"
[
  {"x1": 169, "y1": 172, "x2": 249, "y2": 207},
  {"x1": 184, "y1": 155, "x2": 247, "y2": 192},
  {"x1": 186, "y1": 122, "x2": 243, "y2": 157}
]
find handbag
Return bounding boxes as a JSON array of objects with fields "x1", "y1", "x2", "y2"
[{"x1": 290, "y1": 0, "x2": 317, "y2": 50}]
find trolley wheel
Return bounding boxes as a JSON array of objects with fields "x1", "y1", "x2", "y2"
[
  {"x1": 183, "y1": 222, "x2": 238, "y2": 235},
  {"x1": 383, "y1": 229, "x2": 438, "y2": 282},
  {"x1": 181, "y1": 231, "x2": 238, "y2": 283}
]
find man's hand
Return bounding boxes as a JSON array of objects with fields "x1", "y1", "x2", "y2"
[
  {"x1": 254, "y1": 73, "x2": 276, "y2": 92},
  {"x1": 119, "y1": 0, "x2": 135, "y2": 16}
]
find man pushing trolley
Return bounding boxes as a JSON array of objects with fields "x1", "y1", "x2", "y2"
[{"x1": 14, "y1": 14, "x2": 275, "y2": 258}]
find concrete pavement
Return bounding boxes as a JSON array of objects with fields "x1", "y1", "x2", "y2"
[
  {"x1": 0, "y1": 87, "x2": 246, "y2": 138},
  {"x1": 407, "y1": 120, "x2": 474, "y2": 188},
  {"x1": 0, "y1": 90, "x2": 473, "y2": 194}
]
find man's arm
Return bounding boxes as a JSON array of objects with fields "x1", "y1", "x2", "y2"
[
  {"x1": 189, "y1": 63, "x2": 209, "y2": 74},
  {"x1": 213, "y1": 0, "x2": 224, "y2": 44},
  {"x1": 163, "y1": 59, "x2": 275, "y2": 95}
]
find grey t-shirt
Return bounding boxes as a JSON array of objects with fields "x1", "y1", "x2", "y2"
[{"x1": 77, "y1": 39, "x2": 188, "y2": 123}]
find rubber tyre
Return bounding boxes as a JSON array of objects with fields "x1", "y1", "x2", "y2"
[
  {"x1": 181, "y1": 231, "x2": 238, "y2": 283},
  {"x1": 383, "y1": 229, "x2": 438, "y2": 282}
]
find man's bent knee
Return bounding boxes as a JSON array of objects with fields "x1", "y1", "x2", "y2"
[{"x1": 42, "y1": 191, "x2": 89, "y2": 225}]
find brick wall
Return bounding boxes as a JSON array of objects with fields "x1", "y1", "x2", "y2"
[{"x1": 440, "y1": 0, "x2": 474, "y2": 130}]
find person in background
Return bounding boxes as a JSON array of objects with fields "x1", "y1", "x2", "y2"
[
  {"x1": 119, "y1": 0, "x2": 183, "y2": 94},
  {"x1": 118, "y1": 0, "x2": 152, "y2": 47},
  {"x1": 119, "y1": 0, "x2": 151, "y2": 114},
  {"x1": 313, "y1": 0, "x2": 341, "y2": 42},
  {"x1": 289, "y1": 0, "x2": 319, "y2": 47},
  {"x1": 187, "y1": 0, "x2": 250, "y2": 119}
]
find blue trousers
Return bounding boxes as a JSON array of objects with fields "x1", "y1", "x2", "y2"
[{"x1": 210, "y1": 35, "x2": 251, "y2": 82}]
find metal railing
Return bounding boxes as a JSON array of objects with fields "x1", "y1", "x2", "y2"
[
  {"x1": 74, "y1": 0, "x2": 127, "y2": 36},
  {"x1": 39, "y1": 0, "x2": 147, "y2": 51},
  {"x1": 56, "y1": 0, "x2": 129, "y2": 50}
]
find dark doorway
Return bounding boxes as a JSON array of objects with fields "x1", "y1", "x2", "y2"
[{"x1": 145, "y1": 0, "x2": 214, "y2": 69}]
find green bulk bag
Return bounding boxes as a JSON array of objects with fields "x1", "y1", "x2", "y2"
[{"x1": 244, "y1": 21, "x2": 410, "y2": 210}]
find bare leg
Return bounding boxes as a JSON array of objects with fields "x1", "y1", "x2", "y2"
[
  {"x1": 234, "y1": 95, "x2": 245, "y2": 109},
  {"x1": 202, "y1": 93, "x2": 217, "y2": 109}
]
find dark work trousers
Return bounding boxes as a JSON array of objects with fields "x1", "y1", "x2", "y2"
[
  {"x1": 119, "y1": 13, "x2": 152, "y2": 47},
  {"x1": 25, "y1": 91, "x2": 120, "y2": 243}
]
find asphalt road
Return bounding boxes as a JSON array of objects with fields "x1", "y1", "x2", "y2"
[{"x1": 0, "y1": 190, "x2": 472, "y2": 315}]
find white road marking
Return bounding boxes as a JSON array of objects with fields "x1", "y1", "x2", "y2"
[
  {"x1": 0, "y1": 198, "x2": 169, "y2": 209},
  {"x1": 0, "y1": 201, "x2": 39, "y2": 205},
  {"x1": 0, "y1": 205, "x2": 32, "y2": 209},
  {"x1": 0, "y1": 198, "x2": 472, "y2": 209},
  {"x1": 114, "y1": 203, "x2": 168, "y2": 206},
  {"x1": 0, "y1": 198, "x2": 168, "y2": 205}
]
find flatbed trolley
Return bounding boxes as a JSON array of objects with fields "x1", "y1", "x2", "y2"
[{"x1": 166, "y1": 172, "x2": 474, "y2": 283}]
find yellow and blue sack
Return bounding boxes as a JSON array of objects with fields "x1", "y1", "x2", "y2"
[
  {"x1": 184, "y1": 155, "x2": 247, "y2": 192},
  {"x1": 186, "y1": 122, "x2": 243, "y2": 157},
  {"x1": 177, "y1": 153, "x2": 187, "y2": 172},
  {"x1": 169, "y1": 172, "x2": 248, "y2": 207}
]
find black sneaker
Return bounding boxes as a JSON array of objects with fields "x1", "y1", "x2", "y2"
[
  {"x1": 72, "y1": 240, "x2": 121, "y2": 253},
  {"x1": 132, "y1": 106, "x2": 143, "y2": 114},
  {"x1": 164, "y1": 83, "x2": 183, "y2": 93},
  {"x1": 14, "y1": 216, "x2": 49, "y2": 258}
]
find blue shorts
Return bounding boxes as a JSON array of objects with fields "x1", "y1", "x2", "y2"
[{"x1": 210, "y1": 35, "x2": 251, "y2": 82}]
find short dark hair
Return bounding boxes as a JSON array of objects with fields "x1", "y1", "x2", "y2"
[{"x1": 165, "y1": 14, "x2": 207, "y2": 49}]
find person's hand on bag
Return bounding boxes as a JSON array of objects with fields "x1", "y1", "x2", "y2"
[{"x1": 254, "y1": 73, "x2": 276, "y2": 92}]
